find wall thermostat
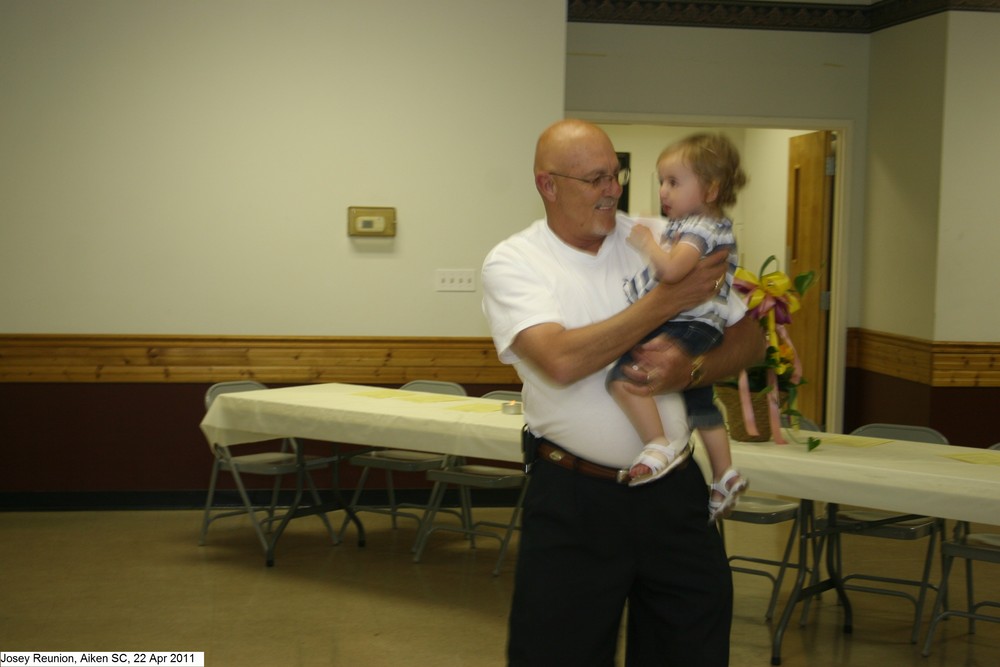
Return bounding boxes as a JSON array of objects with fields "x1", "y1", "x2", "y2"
[{"x1": 348, "y1": 206, "x2": 396, "y2": 237}]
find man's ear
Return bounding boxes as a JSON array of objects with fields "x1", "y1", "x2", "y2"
[{"x1": 536, "y1": 173, "x2": 557, "y2": 201}]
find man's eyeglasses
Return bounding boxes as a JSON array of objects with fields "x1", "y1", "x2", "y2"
[{"x1": 549, "y1": 167, "x2": 630, "y2": 189}]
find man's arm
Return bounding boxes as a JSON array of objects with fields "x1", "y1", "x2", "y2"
[
  {"x1": 619, "y1": 316, "x2": 765, "y2": 396},
  {"x1": 511, "y1": 251, "x2": 728, "y2": 385}
]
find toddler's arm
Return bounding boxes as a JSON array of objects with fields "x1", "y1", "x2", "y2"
[{"x1": 627, "y1": 224, "x2": 702, "y2": 284}]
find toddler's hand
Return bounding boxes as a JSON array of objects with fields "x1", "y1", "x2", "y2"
[{"x1": 627, "y1": 224, "x2": 655, "y2": 253}]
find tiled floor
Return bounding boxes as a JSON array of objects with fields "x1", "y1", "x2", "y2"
[{"x1": 1, "y1": 507, "x2": 997, "y2": 666}]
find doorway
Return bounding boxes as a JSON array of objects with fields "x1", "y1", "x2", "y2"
[{"x1": 787, "y1": 130, "x2": 835, "y2": 427}]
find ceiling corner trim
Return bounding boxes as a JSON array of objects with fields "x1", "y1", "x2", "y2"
[{"x1": 566, "y1": 0, "x2": 1000, "y2": 34}]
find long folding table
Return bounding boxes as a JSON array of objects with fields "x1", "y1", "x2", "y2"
[{"x1": 201, "y1": 382, "x2": 1000, "y2": 661}]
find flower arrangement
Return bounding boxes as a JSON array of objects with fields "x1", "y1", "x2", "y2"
[{"x1": 726, "y1": 255, "x2": 819, "y2": 449}]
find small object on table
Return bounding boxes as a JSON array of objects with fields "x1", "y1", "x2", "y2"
[{"x1": 502, "y1": 400, "x2": 523, "y2": 415}]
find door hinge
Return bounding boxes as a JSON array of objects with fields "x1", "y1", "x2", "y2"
[
  {"x1": 820, "y1": 291, "x2": 831, "y2": 311},
  {"x1": 825, "y1": 156, "x2": 836, "y2": 177}
]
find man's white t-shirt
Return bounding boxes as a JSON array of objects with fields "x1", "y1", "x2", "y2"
[{"x1": 481, "y1": 214, "x2": 690, "y2": 469}]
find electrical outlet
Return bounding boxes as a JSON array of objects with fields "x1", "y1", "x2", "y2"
[{"x1": 435, "y1": 269, "x2": 476, "y2": 292}]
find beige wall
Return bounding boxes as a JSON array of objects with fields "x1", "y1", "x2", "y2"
[
  {"x1": 565, "y1": 23, "x2": 870, "y2": 121},
  {"x1": 935, "y1": 12, "x2": 1000, "y2": 342},
  {"x1": 0, "y1": 0, "x2": 565, "y2": 336},
  {"x1": 2, "y1": 3, "x2": 997, "y2": 348},
  {"x1": 863, "y1": 15, "x2": 947, "y2": 340},
  {"x1": 864, "y1": 12, "x2": 1000, "y2": 343}
]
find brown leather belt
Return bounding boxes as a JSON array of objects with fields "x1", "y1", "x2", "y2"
[{"x1": 537, "y1": 440, "x2": 631, "y2": 485}]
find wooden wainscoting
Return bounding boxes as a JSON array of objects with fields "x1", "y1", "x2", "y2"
[
  {"x1": 0, "y1": 334, "x2": 520, "y2": 385},
  {"x1": 0, "y1": 334, "x2": 522, "y2": 504},
  {"x1": 3, "y1": 331, "x2": 999, "y2": 502},
  {"x1": 846, "y1": 329, "x2": 1000, "y2": 387},
  {"x1": 844, "y1": 329, "x2": 1000, "y2": 447},
  {"x1": 4, "y1": 331, "x2": 995, "y2": 387}
]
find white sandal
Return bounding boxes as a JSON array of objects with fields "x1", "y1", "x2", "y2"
[
  {"x1": 708, "y1": 468, "x2": 749, "y2": 522},
  {"x1": 628, "y1": 441, "x2": 691, "y2": 487}
]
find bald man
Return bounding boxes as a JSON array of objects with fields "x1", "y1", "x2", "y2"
[{"x1": 482, "y1": 119, "x2": 762, "y2": 666}]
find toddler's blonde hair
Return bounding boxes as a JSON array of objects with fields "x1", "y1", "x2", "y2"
[{"x1": 658, "y1": 133, "x2": 747, "y2": 209}]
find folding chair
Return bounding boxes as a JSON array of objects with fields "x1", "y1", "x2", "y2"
[
  {"x1": 809, "y1": 423, "x2": 949, "y2": 643},
  {"x1": 199, "y1": 380, "x2": 358, "y2": 565},
  {"x1": 922, "y1": 507, "x2": 1000, "y2": 655},
  {"x1": 721, "y1": 497, "x2": 803, "y2": 620},
  {"x1": 338, "y1": 380, "x2": 466, "y2": 539},
  {"x1": 720, "y1": 417, "x2": 820, "y2": 619},
  {"x1": 412, "y1": 391, "x2": 527, "y2": 576}
]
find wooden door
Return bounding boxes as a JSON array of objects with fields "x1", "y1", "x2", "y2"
[{"x1": 787, "y1": 131, "x2": 834, "y2": 427}]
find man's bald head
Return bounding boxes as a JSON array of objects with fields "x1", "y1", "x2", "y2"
[{"x1": 534, "y1": 119, "x2": 615, "y2": 176}]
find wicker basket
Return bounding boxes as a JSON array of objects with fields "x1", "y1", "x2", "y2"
[{"x1": 715, "y1": 384, "x2": 784, "y2": 442}]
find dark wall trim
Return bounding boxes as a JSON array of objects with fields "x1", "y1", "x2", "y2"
[
  {"x1": 0, "y1": 489, "x2": 518, "y2": 512},
  {"x1": 0, "y1": 381, "x2": 522, "y2": 499},
  {"x1": 843, "y1": 366, "x2": 1000, "y2": 447},
  {"x1": 568, "y1": 0, "x2": 1000, "y2": 33}
]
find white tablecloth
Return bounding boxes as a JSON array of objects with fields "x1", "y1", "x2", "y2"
[
  {"x1": 717, "y1": 433, "x2": 1000, "y2": 525},
  {"x1": 201, "y1": 382, "x2": 1000, "y2": 525},
  {"x1": 201, "y1": 382, "x2": 524, "y2": 462}
]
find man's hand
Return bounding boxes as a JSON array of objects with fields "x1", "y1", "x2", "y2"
[
  {"x1": 618, "y1": 334, "x2": 691, "y2": 396},
  {"x1": 619, "y1": 317, "x2": 765, "y2": 397}
]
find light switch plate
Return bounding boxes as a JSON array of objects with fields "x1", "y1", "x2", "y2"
[{"x1": 348, "y1": 206, "x2": 396, "y2": 236}]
